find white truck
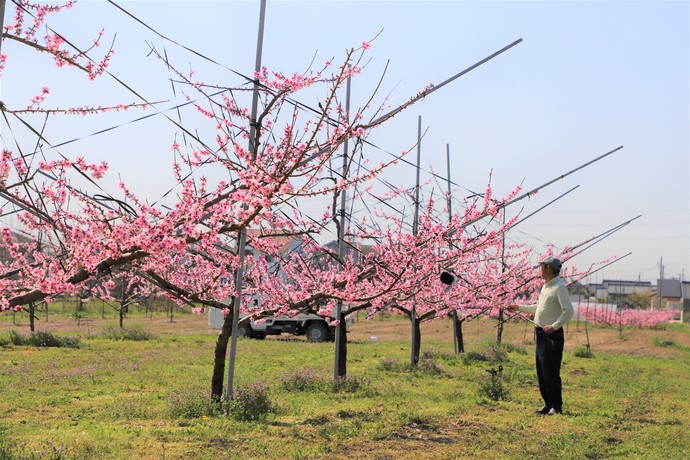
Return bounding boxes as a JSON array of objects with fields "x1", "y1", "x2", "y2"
[{"x1": 208, "y1": 308, "x2": 334, "y2": 342}]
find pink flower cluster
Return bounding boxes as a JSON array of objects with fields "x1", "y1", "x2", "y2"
[
  {"x1": 3, "y1": 0, "x2": 114, "y2": 98},
  {"x1": 577, "y1": 304, "x2": 675, "y2": 329}
]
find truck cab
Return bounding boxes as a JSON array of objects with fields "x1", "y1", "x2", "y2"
[{"x1": 208, "y1": 309, "x2": 335, "y2": 342}]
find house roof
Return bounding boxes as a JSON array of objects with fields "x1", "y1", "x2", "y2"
[
  {"x1": 246, "y1": 229, "x2": 296, "y2": 253},
  {"x1": 322, "y1": 240, "x2": 375, "y2": 259},
  {"x1": 682, "y1": 281, "x2": 690, "y2": 299},
  {"x1": 602, "y1": 279, "x2": 653, "y2": 287},
  {"x1": 657, "y1": 279, "x2": 682, "y2": 298},
  {"x1": 0, "y1": 230, "x2": 38, "y2": 264}
]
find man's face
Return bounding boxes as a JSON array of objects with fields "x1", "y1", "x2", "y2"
[{"x1": 539, "y1": 263, "x2": 551, "y2": 280}]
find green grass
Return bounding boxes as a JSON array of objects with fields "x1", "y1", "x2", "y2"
[
  {"x1": 0, "y1": 330, "x2": 80, "y2": 348},
  {"x1": 0, "y1": 297, "x2": 194, "y2": 325},
  {"x1": 0, "y1": 319, "x2": 687, "y2": 459}
]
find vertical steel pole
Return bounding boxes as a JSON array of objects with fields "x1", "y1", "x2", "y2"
[
  {"x1": 334, "y1": 72, "x2": 351, "y2": 381},
  {"x1": 411, "y1": 115, "x2": 421, "y2": 366},
  {"x1": 618, "y1": 278, "x2": 623, "y2": 334},
  {"x1": 496, "y1": 207, "x2": 507, "y2": 344},
  {"x1": 446, "y1": 144, "x2": 457, "y2": 353},
  {"x1": 226, "y1": 0, "x2": 267, "y2": 401},
  {"x1": 0, "y1": 0, "x2": 6, "y2": 57},
  {"x1": 445, "y1": 144, "x2": 452, "y2": 220},
  {"x1": 413, "y1": 116, "x2": 422, "y2": 236},
  {"x1": 657, "y1": 257, "x2": 663, "y2": 309}
]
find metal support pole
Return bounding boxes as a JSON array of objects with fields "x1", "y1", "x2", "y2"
[
  {"x1": 445, "y1": 144, "x2": 457, "y2": 353},
  {"x1": 226, "y1": 0, "x2": 266, "y2": 401},
  {"x1": 411, "y1": 115, "x2": 421, "y2": 366},
  {"x1": 0, "y1": 0, "x2": 6, "y2": 56},
  {"x1": 413, "y1": 116, "x2": 422, "y2": 236},
  {"x1": 334, "y1": 71, "x2": 351, "y2": 381},
  {"x1": 496, "y1": 207, "x2": 507, "y2": 344},
  {"x1": 445, "y1": 144, "x2": 452, "y2": 220},
  {"x1": 657, "y1": 257, "x2": 663, "y2": 309}
]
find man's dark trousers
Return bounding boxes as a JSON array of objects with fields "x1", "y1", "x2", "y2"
[{"x1": 535, "y1": 327, "x2": 564, "y2": 412}]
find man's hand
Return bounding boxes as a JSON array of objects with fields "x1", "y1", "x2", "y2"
[
  {"x1": 507, "y1": 304, "x2": 519, "y2": 312},
  {"x1": 543, "y1": 325, "x2": 555, "y2": 334}
]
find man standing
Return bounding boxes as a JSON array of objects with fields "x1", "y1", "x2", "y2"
[{"x1": 508, "y1": 256, "x2": 574, "y2": 415}]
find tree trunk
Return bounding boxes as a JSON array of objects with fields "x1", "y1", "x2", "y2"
[
  {"x1": 119, "y1": 289, "x2": 126, "y2": 330},
  {"x1": 336, "y1": 310, "x2": 347, "y2": 378},
  {"x1": 211, "y1": 309, "x2": 233, "y2": 400},
  {"x1": 496, "y1": 309, "x2": 504, "y2": 345},
  {"x1": 29, "y1": 303, "x2": 35, "y2": 333},
  {"x1": 453, "y1": 314, "x2": 464, "y2": 353},
  {"x1": 411, "y1": 316, "x2": 421, "y2": 366}
]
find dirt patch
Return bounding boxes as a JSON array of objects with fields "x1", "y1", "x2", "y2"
[
  {"x1": 2, "y1": 313, "x2": 687, "y2": 358},
  {"x1": 0, "y1": 313, "x2": 213, "y2": 337},
  {"x1": 347, "y1": 314, "x2": 689, "y2": 359}
]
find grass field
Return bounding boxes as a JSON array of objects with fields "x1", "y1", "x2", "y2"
[{"x1": 0, "y1": 310, "x2": 688, "y2": 459}]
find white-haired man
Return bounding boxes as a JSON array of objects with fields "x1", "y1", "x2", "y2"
[{"x1": 508, "y1": 256, "x2": 574, "y2": 415}]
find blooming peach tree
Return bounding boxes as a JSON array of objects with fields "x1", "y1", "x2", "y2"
[
  {"x1": 0, "y1": 0, "x2": 475, "y2": 395},
  {"x1": 1, "y1": 1, "x2": 582, "y2": 395}
]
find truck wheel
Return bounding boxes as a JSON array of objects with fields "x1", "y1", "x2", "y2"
[
  {"x1": 238, "y1": 324, "x2": 252, "y2": 338},
  {"x1": 305, "y1": 322, "x2": 329, "y2": 342}
]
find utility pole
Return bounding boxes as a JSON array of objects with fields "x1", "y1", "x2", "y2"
[
  {"x1": 657, "y1": 256, "x2": 664, "y2": 310},
  {"x1": 411, "y1": 115, "x2": 422, "y2": 367},
  {"x1": 446, "y1": 144, "x2": 458, "y2": 353},
  {"x1": 496, "y1": 207, "x2": 507, "y2": 344},
  {"x1": 446, "y1": 144, "x2": 452, "y2": 221},
  {"x1": 0, "y1": 0, "x2": 5, "y2": 56},
  {"x1": 334, "y1": 70, "x2": 351, "y2": 381},
  {"x1": 445, "y1": 144, "x2": 465, "y2": 354},
  {"x1": 226, "y1": 0, "x2": 267, "y2": 401}
]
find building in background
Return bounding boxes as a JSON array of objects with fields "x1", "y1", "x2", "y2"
[
  {"x1": 650, "y1": 278, "x2": 682, "y2": 307},
  {"x1": 584, "y1": 279, "x2": 653, "y2": 303},
  {"x1": 580, "y1": 278, "x2": 688, "y2": 318}
]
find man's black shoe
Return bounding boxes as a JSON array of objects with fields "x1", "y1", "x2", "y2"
[
  {"x1": 545, "y1": 408, "x2": 562, "y2": 416},
  {"x1": 534, "y1": 406, "x2": 551, "y2": 414}
]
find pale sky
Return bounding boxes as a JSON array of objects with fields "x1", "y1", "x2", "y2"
[{"x1": 1, "y1": 0, "x2": 688, "y2": 283}]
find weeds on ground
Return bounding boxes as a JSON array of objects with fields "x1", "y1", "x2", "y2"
[
  {"x1": 573, "y1": 344, "x2": 595, "y2": 358},
  {"x1": 461, "y1": 351, "x2": 490, "y2": 365},
  {"x1": 0, "y1": 330, "x2": 80, "y2": 348},
  {"x1": 168, "y1": 388, "x2": 221, "y2": 419},
  {"x1": 0, "y1": 439, "x2": 86, "y2": 460},
  {"x1": 502, "y1": 342, "x2": 527, "y2": 355},
  {"x1": 418, "y1": 352, "x2": 443, "y2": 374},
  {"x1": 378, "y1": 357, "x2": 405, "y2": 372},
  {"x1": 168, "y1": 382, "x2": 274, "y2": 422},
  {"x1": 227, "y1": 382, "x2": 273, "y2": 421},
  {"x1": 280, "y1": 368, "x2": 328, "y2": 392},
  {"x1": 280, "y1": 369, "x2": 372, "y2": 394},
  {"x1": 100, "y1": 325, "x2": 156, "y2": 341},
  {"x1": 462, "y1": 341, "x2": 511, "y2": 365},
  {"x1": 422, "y1": 348, "x2": 461, "y2": 363},
  {"x1": 652, "y1": 336, "x2": 687, "y2": 350},
  {"x1": 333, "y1": 375, "x2": 371, "y2": 393},
  {"x1": 477, "y1": 365, "x2": 510, "y2": 401},
  {"x1": 377, "y1": 354, "x2": 444, "y2": 375}
]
